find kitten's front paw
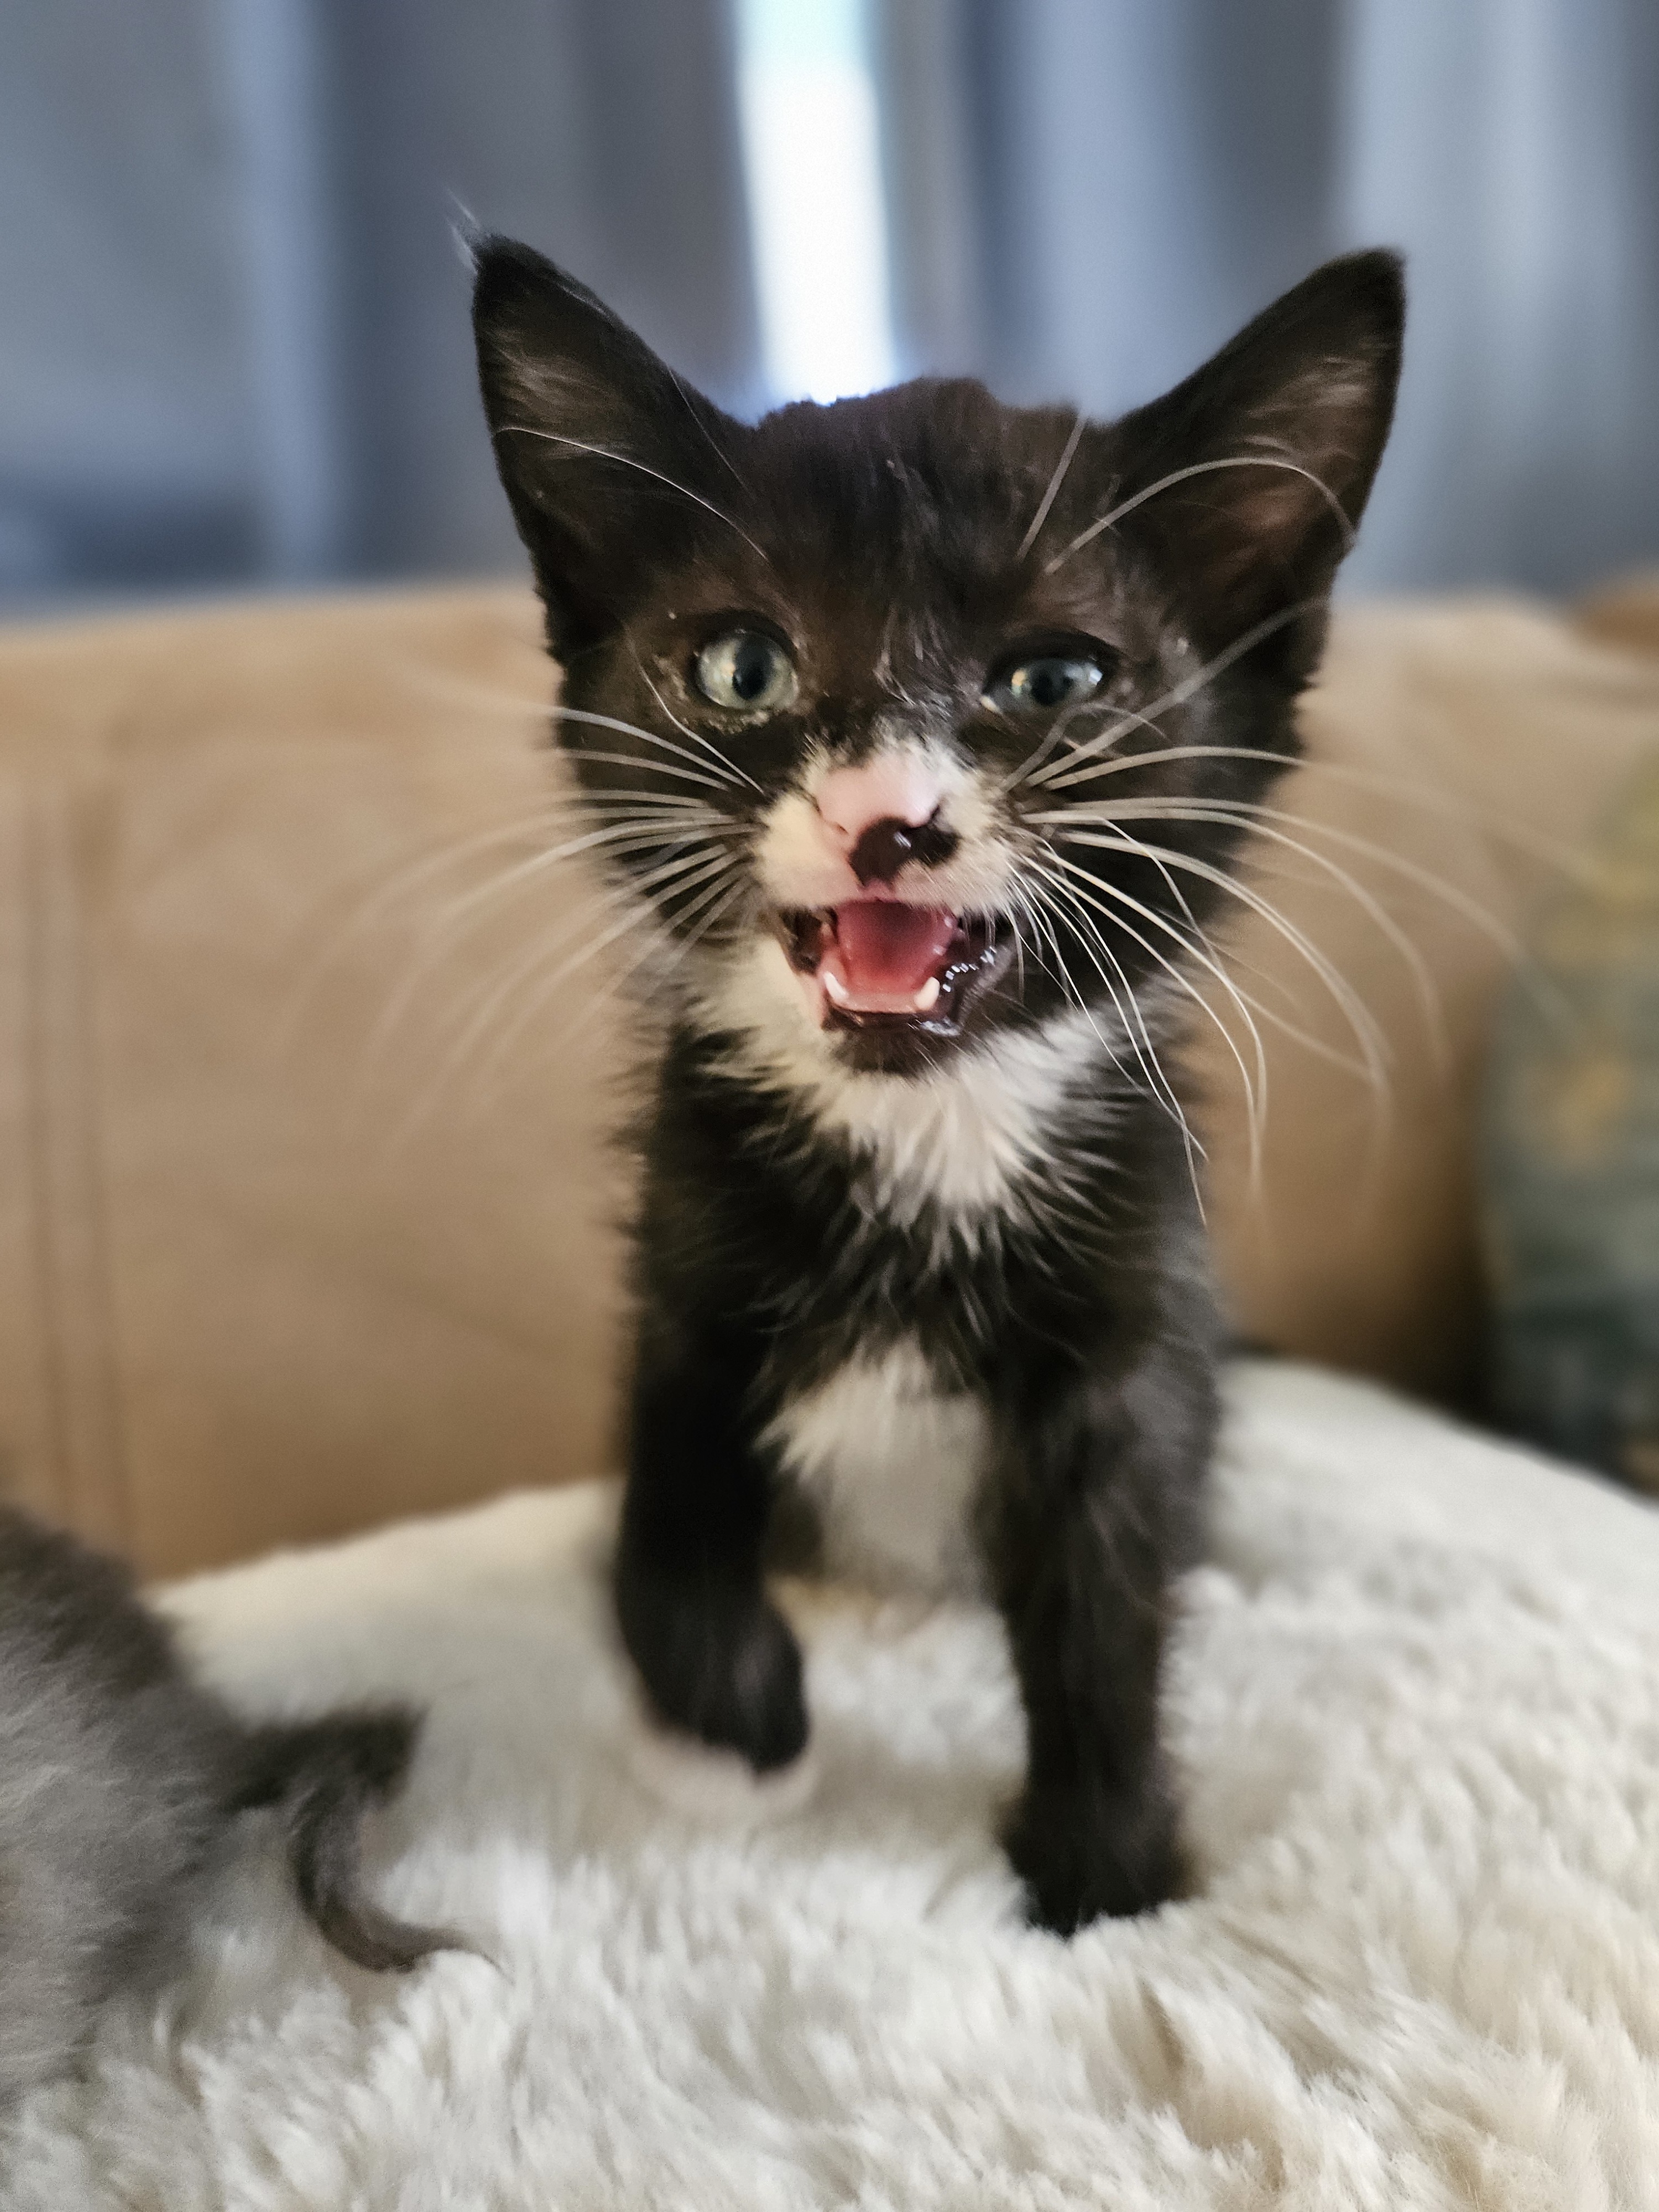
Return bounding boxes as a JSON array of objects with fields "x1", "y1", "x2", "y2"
[
  {"x1": 618, "y1": 1574, "x2": 808, "y2": 1774},
  {"x1": 1003, "y1": 1780, "x2": 1187, "y2": 1933}
]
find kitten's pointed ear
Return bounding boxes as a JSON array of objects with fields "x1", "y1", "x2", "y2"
[
  {"x1": 1109, "y1": 251, "x2": 1405, "y2": 662},
  {"x1": 472, "y1": 237, "x2": 746, "y2": 657}
]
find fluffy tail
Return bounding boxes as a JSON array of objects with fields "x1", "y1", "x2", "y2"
[{"x1": 230, "y1": 1708, "x2": 456, "y2": 1972}]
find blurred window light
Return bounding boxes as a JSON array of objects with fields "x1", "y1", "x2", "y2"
[{"x1": 734, "y1": 0, "x2": 897, "y2": 404}]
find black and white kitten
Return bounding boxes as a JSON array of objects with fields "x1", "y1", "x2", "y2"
[
  {"x1": 472, "y1": 241, "x2": 1403, "y2": 1931},
  {"x1": 0, "y1": 1505, "x2": 450, "y2": 2112}
]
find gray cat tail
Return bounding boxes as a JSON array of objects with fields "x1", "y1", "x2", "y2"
[{"x1": 230, "y1": 1708, "x2": 458, "y2": 1973}]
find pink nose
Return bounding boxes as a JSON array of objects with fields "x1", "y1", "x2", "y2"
[{"x1": 816, "y1": 759, "x2": 942, "y2": 849}]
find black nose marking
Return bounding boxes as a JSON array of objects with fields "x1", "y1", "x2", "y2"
[{"x1": 848, "y1": 810, "x2": 959, "y2": 888}]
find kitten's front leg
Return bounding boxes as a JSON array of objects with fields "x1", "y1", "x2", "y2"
[
  {"x1": 614, "y1": 1325, "x2": 808, "y2": 1773},
  {"x1": 990, "y1": 1345, "x2": 1212, "y2": 1932}
]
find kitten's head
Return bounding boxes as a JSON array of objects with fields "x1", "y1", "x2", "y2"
[{"x1": 473, "y1": 242, "x2": 1402, "y2": 1083}]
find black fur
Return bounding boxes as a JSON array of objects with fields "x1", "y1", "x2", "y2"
[
  {"x1": 474, "y1": 239, "x2": 1403, "y2": 1930},
  {"x1": 618, "y1": 1027, "x2": 1218, "y2": 1927},
  {"x1": 0, "y1": 1507, "x2": 451, "y2": 2112}
]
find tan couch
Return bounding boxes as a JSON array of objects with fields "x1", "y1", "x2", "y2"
[{"x1": 3, "y1": 581, "x2": 1657, "y2": 1576}]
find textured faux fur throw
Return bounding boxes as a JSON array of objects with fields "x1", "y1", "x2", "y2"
[{"x1": 8, "y1": 1362, "x2": 1658, "y2": 2209}]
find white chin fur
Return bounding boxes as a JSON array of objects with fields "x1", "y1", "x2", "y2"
[{"x1": 686, "y1": 935, "x2": 1113, "y2": 1225}]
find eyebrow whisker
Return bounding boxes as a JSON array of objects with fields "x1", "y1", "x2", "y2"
[
  {"x1": 1016, "y1": 412, "x2": 1086, "y2": 563},
  {"x1": 492, "y1": 422, "x2": 771, "y2": 564},
  {"x1": 1044, "y1": 456, "x2": 1352, "y2": 576}
]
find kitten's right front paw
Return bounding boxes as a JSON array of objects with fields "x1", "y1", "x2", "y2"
[
  {"x1": 618, "y1": 1576, "x2": 808, "y2": 1774},
  {"x1": 1003, "y1": 1779, "x2": 1187, "y2": 1933}
]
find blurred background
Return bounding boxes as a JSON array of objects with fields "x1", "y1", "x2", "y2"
[{"x1": 4, "y1": 0, "x2": 1656, "y2": 615}]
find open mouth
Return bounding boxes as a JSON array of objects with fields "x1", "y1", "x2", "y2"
[{"x1": 778, "y1": 901, "x2": 1006, "y2": 1036}]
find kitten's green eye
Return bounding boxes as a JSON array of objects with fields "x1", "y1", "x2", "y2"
[
  {"x1": 692, "y1": 630, "x2": 797, "y2": 713},
  {"x1": 986, "y1": 654, "x2": 1106, "y2": 714}
]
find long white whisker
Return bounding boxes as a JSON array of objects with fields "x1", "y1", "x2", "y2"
[
  {"x1": 625, "y1": 638, "x2": 765, "y2": 794},
  {"x1": 364, "y1": 833, "x2": 732, "y2": 1076},
  {"x1": 370, "y1": 665, "x2": 557, "y2": 723},
  {"x1": 316, "y1": 807, "x2": 606, "y2": 942},
  {"x1": 471, "y1": 864, "x2": 748, "y2": 1092},
  {"x1": 553, "y1": 801, "x2": 726, "y2": 827},
  {"x1": 548, "y1": 748, "x2": 735, "y2": 793},
  {"x1": 1081, "y1": 830, "x2": 1394, "y2": 1087},
  {"x1": 431, "y1": 816, "x2": 738, "y2": 938},
  {"x1": 1040, "y1": 788, "x2": 1542, "y2": 960},
  {"x1": 1016, "y1": 412, "x2": 1086, "y2": 563},
  {"x1": 1044, "y1": 836, "x2": 1373, "y2": 1078},
  {"x1": 1042, "y1": 800, "x2": 1447, "y2": 1061},
  {"x1": 664, "y1": 872, "x2": 750, "y2": 964},
  {"x1": 392, "y1": 815, "x2": 729, "y2": 968},
  {"x1": 1050, "y1": 801, "x2": 1265, "y2": 1111},
  {"x1": 480, "y1": 858, "x2": 747, "y2": 1080},
  {"x1": 492, "y1": 423, "x2": 772, "y2": 564},
  {"x1": 1005, "y1": 878, "x2": 1164, "y2": 1114},
  {"x1": 431, "y1": 845, "x2": 738, "y2": 1084},
  {"x1": 1044, "y1": 457, "x2": 1352, "y2": 576},
  {"x1": 551, "y1": 705, "x2": 746, "y2": 790},
  {"x1": 1032, "y1": 855, "x2": 1259, "y2": 1182},
  {"x1": 1051, "y1": 826, "x2": 1391, "y2": 1089},
  {"x1": 1005, "y1": 879, "x2": 1084, "y2": 1015},
  {"x1": 998, "y1": 691, "x2": 1170, "y2": 798},
  {"x1": 280, "y1": 798, "x2": 721, "y2": 1048},
  {"x1": 1013, "y1": 876, "x2": 1139, "y2": 1078},
  {"x1": 627, "y1": 874, "x2": 753, "y2": 1021},
  {"x1": 1036, "y1": 853, "x2": 1268, "y2": 1107},
  {"x1": 1023, "y1": 599, "x2": 1325, "y2": 790},
  {"x1": 666, "y1": 366, "x2": 749, "y2": 488},
  {"x1": 997, "y1": 898, "x2": 1027, "y2": 1003},
  {"x1": 1029, "y1": 742, "x2": 1587, "y2": 880},
  {"x1": 1018, "y1": 868, "x2": 1207, "y2": 1196},
  {"x1": 996, "y1": 887, "x2": 1037, "y2": 1013},
  {"x1": 1163, "y1": 920, "x2": 1379, "y2": 1079},
  {"x1": 1019, "y1": 865, "x2": 1208, "y2": 1142},
  {"x1": 1049, "y1": 849, "x2": 1270, "y2": 1165}
]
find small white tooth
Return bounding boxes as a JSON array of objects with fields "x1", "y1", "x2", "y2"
[
  {"x1": 912, "y1": 975, "x2": 941, "y2": 1013},
  {"x1": 823, "y1": 969, "x2": 849, "y2": 1003}
]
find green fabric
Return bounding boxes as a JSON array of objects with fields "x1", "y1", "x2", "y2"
[{"x1": 1484, "y1": 752, "x2": 1659, "y2": 1486}]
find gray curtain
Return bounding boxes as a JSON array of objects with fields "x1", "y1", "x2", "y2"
[
  {"x1": 877, "y1": 0, "x2": 1659, "y2": 594},
  {"x1": 0, "y1": 0, "x2": 758, "y2": 603},
  {"x1": 5, "y1": 1, "x2": 1655, "y2": 606}
]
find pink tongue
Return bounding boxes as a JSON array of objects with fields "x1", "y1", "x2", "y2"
[{"x1": 833, "y1": 902, "x2": 958, "y2": 994}]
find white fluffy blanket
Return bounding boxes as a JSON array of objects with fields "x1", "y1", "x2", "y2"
[{"x1": 11, "y1": 1362, "x2": 1659, "y2": 2210}]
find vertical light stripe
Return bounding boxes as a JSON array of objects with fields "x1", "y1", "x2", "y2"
[
  {"x1": 217, "y1": 0, "x2": 348, "y2": 577},
  {"x1": 13, "y1": 784, "x2": 130, "y2": 1548},
  {"x1": 734, "y1": 0, "x2": 898, "y2": 403}
]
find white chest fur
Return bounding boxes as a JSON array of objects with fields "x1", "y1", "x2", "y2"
[{"x1": 762, "y1": 1339, "x2": 993, "y2": 1597}]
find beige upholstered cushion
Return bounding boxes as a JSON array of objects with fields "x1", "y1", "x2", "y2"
[
  {"x1": 0, "y1": 590, "x2": 630, "y2": 1573},
  {"x1": 2, "y1": 583, "x2": 1656, "y2": 1574},
  {"x1": 1198, "y1": 591, "x2": 1659, "y2": 1401},
  {"x1": 1578, "y1": 570, "x2": 1659, "y2": 660}
]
